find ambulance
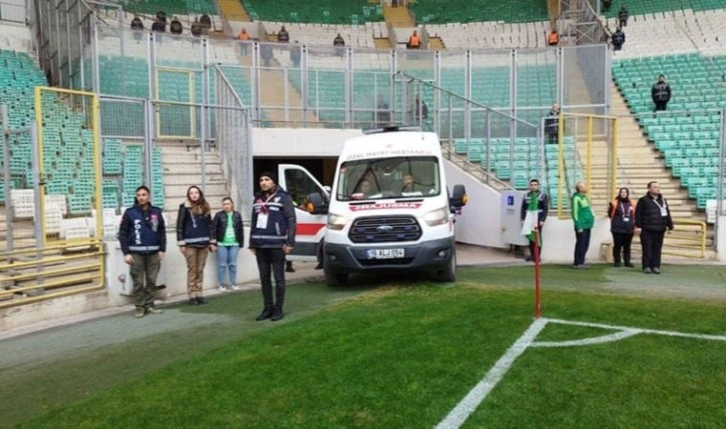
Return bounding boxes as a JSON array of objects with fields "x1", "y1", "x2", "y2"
[{"x1": 303, "y1": 127, "x2": 467, "y2": 286}]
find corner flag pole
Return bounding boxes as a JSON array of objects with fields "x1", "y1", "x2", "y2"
[{"x1": 533, "y1": 228, "x2": 541, "y2": 319}]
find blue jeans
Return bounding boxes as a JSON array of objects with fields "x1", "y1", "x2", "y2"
[{"x1": 217, "y1": 245, "x2": 240, "y2": 286}]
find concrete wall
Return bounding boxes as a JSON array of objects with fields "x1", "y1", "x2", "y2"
[
  {"x1": 444, "y1": 160, "x2": 611, "y2": 263},
  {"x1": 0, "y1": 229, "x2": 260, "y2": 332},
  {"x1": 251, "y1": 128, "x2": 363, "y2": 157}
]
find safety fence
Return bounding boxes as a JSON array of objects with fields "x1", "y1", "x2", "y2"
[{"x1": 0, "y1": 87, "x2": 105, "y2": 309}]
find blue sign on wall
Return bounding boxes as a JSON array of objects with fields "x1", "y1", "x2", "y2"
[{"x1": 507, "y1": 195, "x2": 514, "y2": 206}]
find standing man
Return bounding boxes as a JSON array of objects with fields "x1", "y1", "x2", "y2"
[
  {"x1": 520, "y1": 179, "x2": 549, "y2": 262},
  {"x1": 635, "y1": 181, "x2": 673, "y2": 274},
  {"x1": 572, "y1": 182, "x2": 595, "y2": 269},
  {"x1": 249, "y1": 171, "x2": 296, "y2": 322},
  {"x1": 545, "y1": 103, "x2": 560, "y2": 145},
  {"x1": 611, "y1": 26, "x2": 625, "y2": 51},
  {"x1": 618, "y1": 4, "x2": 629, "y2": 27},
  {"x1": 651, "y1": 74, "x2": 672, "y2": 111},
  {"x1": 118, "y1": 186, "x2": 166, "y2": 318}
]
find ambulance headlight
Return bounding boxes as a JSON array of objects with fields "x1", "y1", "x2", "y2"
[
  {"x1": 327, "y1": 213, "x2": 347, "y2": 230},
  {"x1": 424, "y1": 206, "x2": 449, "y2": 226}
]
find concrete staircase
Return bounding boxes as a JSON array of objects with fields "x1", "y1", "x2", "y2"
[
  {"x1": 237, "y1": 55, "x2": 317, "y2": 126},
  {"x1": 159, "y1": 143, "x2": 229, "y2": 226},
  {"x1": 601, "y1": 82, "x2": 714, "y2": 258},
  {"x1": 383, "y1": 5, "x2": 415, "y2": 27},
  {"x1": 218, "y1": 0, "x2": 250, "y2": 22},
  {"x1": 427, "y1": 37, "x2": 445, "y2": 50}
]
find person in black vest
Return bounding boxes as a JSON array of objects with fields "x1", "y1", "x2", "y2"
[
  {"x1": 118, "y1": 186, "x2": 166, "y2": 318},
  {"x1": 608, "y1": 187, "x2": 635, "y2": 267},
  {"x1": 177, "y1": 185, "x2": 216, "y2": 305},
  {"x1": 250, "y1": 171, "x2": 296, "y2": 322},
  {"x1": 520, "y1": 179, "x2": 549, "y2": 262},
  {"x1": 278, "y1": 25, "x2": 290, "y2": 43},
  {"x1": 635, "y1": 181, "x2": 673, "y2": 274},
  {"x1": 545, "y1": 103, "x2": 560, "y2": 144},
  {"x1": 611, "y1": 26, "x2": 625, "y2": 51},
  {"x1": 130, "y1": 14, "x2": 144, "y2": 43},
  {"x1": 170, "y1": 17, "x2": 183, "y2": 35},
  {"x1": 334, "y1": 33, "x2": 345, "y2": 57},
  {"x1": 151, "y1": 18, "x2": 165, "y2": 33},
  {"x1": 414, "y1": 95, "x2": 428, "y2": 122},
  {"x1": 200, "y1": 13, "x2": 212, "y2": 33},
  {"x1": 618, "y1": 5, "x2": 629, "y2": 27},
  {"x1": 191, "y1": 18, "x2": 203, "y2": 37},
  {"x1": 651, "y1": 74, "x2": 671, "y2": 111}
]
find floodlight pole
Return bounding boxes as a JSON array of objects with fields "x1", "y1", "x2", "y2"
[{"x1": 533, "y1": 228, "x2": 542, "y2": 319}]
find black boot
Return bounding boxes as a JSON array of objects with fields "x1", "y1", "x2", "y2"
[
  {"x1": 271, "y1": 305, "x2": 284, "y2": 321},
  {"x1": 256, "y1": 308, "x2": 274, "y2": 321},
  {"x1": 286, "y1": 261, "x2": 295, "y2": 273}
]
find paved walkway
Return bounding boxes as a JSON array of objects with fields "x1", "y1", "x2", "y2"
[{"x1": 0, "y1": 245, "x2": 520, "y2": 342}]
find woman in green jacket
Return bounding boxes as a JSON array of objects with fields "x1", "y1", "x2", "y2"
[{"x1": 572, "y1": 182, "x2": 595, "y2": 268}]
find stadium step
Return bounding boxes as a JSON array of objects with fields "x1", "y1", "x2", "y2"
[
  {"x1": 383, "y1": 4, "x2": 414, "y2": 28},
  {"x1": 218, "y1": 0, "x2": 250, "y2": 22},
  {"x1": 427, "y1": 37, "x2": 445, "y2": 50}
]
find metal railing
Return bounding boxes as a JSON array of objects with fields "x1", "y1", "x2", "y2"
[{"x1": 0, "y1": 1, "x2": 26, "y2": 23}]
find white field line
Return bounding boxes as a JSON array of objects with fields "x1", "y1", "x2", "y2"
[
  {"x1": 547, "y1": 318, "x2": 726, "y2": 343},
  {"x1": 436, "y1": 317, "x2": 726, "y2": 428},
  {"x1": 435, "y1": 318, "x2": 548, "y2": 429},
  {"x1": 531, "y1": 329, "x2": 640, "y2": 348}
]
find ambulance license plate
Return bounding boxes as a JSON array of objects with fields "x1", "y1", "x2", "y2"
[{"x1": 367, "y1": 248, "x2": 405, "y2": 259}]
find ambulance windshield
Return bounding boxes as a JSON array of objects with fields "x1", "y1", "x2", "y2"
[{"x1": 336, "y1": 156, "x2": 441, "y2": 201}]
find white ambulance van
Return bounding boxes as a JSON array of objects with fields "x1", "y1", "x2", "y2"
[{"x1": 306, "y1": 128, "x2": 467, "y2": 286}]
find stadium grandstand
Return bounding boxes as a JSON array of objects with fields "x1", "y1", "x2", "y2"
[{"x1": 0, "y1": 0, "x2": 725, "y2": 328}]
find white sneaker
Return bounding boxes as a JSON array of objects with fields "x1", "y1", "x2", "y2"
[
  {"x1": 230, "y1": 284, "x2": 239, "y2": 291},
  {"x1": 218, "y1": 285, "x2": 228, "y2": 292}
]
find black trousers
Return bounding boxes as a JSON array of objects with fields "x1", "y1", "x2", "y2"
[
  {"x1": 655, "y1": 101, "x2": 668, "y2": 111},
  {"x1": 612, "y1": 232, "x2": 633, "y2": 264},
  {"x1": 255, "y1": 248, "x2": 286, "y2": 309},
  {"x1": 574, "y1": 228, "x2": 591, "y2": 266},
  {"x1": 640, "y1": 229, "x2": 665, "y2": 269},
  {"x1": 529, "y1": 224, "x2": 543, "y2": 262}
]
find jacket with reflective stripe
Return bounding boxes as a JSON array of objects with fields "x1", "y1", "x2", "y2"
[
  {"x1": 176, "y1": 202, "x2": 215, "y2": 247},
  {"x1": 118, "y1": 204, "x2": 167, "y2": 255},
  {"x1": 249, "y1": 188, "x2": 296, "y2": 249}
]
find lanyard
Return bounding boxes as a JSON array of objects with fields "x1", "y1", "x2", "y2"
[
  {"x1": 258, "y1": 191, "x2": 278, "y2": 213},
  {"x1": 619, "y1": 202, "x2": 631, "y2": 217},
  {"x1": 651, "y1": 197, "x2": 666, "y2": 211}
]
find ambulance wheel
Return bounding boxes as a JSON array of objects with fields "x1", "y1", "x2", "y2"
[
  {"x1": 436, "y1": 250, "x2": 457, "y2": 283},
  {"x1": 324, "y1": 266, "x2": 349, "y2": 287}
]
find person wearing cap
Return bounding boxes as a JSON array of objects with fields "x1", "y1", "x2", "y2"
[{"x1": 249, "y1": 171, "x2": 296, "y2": 321}]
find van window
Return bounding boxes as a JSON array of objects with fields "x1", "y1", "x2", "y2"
[
  {"x1": 336, "y1": 156, "x2": 440, "y2": 201},
  {"x1": 284, "y1": 169, "x2": 320, "y2": 207}
]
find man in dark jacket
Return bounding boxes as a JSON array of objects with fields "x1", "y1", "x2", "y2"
[
  {"x1": 618, "y1": 5, "x2": 629, "y2": 27},
  {"x1": 118, "y1": 186, "x2": 166, "y2": 318},
  {"x1": 170, "y1": 17, "x2": 183, "y2": 35},
  {"x1": 611, "y1": 26, "x2": 625, "y2": 51},
  {"x1": 249, "y1": 171, "x2": 296, "y2": 322},
  {"x1": 130, "y1": 14, "x2": 144, "y2": 43},
  {"x1": 545, "y1": 103, "x2": 559, "y2": 144},
  {"x1": 635, "y1": 181, "x2": 673, "y2": 274},
  {"x1": 520, "y1": 179, "x2": 549, "y2": 262},
  {"x1": 278, "y1": 25, "x2": 290, "y2": 43},
  {"x1": 651, "y1": 74, "x2": 671, "y2": 111}
]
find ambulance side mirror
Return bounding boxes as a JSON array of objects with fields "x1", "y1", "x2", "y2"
[
  {"x1": 306, "y1": 193, "x2": 328, "y2": 215},
  {"x1": 449, "y1": 184, "x2": 468, "y2": 212}
]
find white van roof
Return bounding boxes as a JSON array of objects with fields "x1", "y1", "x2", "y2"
[{"x1": 339, "y1": 131, "x2": 441, "y2": 163}]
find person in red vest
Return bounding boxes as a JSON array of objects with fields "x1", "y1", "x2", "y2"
[{"x1": 548, "y1": 28, "x2": 559, "y2": 46}]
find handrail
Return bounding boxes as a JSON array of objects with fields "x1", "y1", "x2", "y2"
[
  {"x1": 668, "y1": 218, "x2": 708, "y2": 257},
  {"x1": 394, "y1": 71, "x2": 539, "y2": 129}
]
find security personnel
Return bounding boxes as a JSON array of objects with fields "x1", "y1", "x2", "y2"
[
  {"x1": 548, "y1": 28, "x2": 559, "y2": 46},
  {"x1": 651, "y1": 74, "x2": 671, "y2": 111},
  {"x1": 118, "y1": 185, "x2": 166, "y2": 318},
  {"x1": 611, "y1": 27, "x2": 625, "y2": 51},
  {"x1": 520, "y1": 179, "x2": 549, "y2": 262},
  {"x1": 249, "y1": 171, "x2": 296, "y2": 322},
  {"x1": 408, "y1": 30, "x2": 421, "y2": 49}
]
